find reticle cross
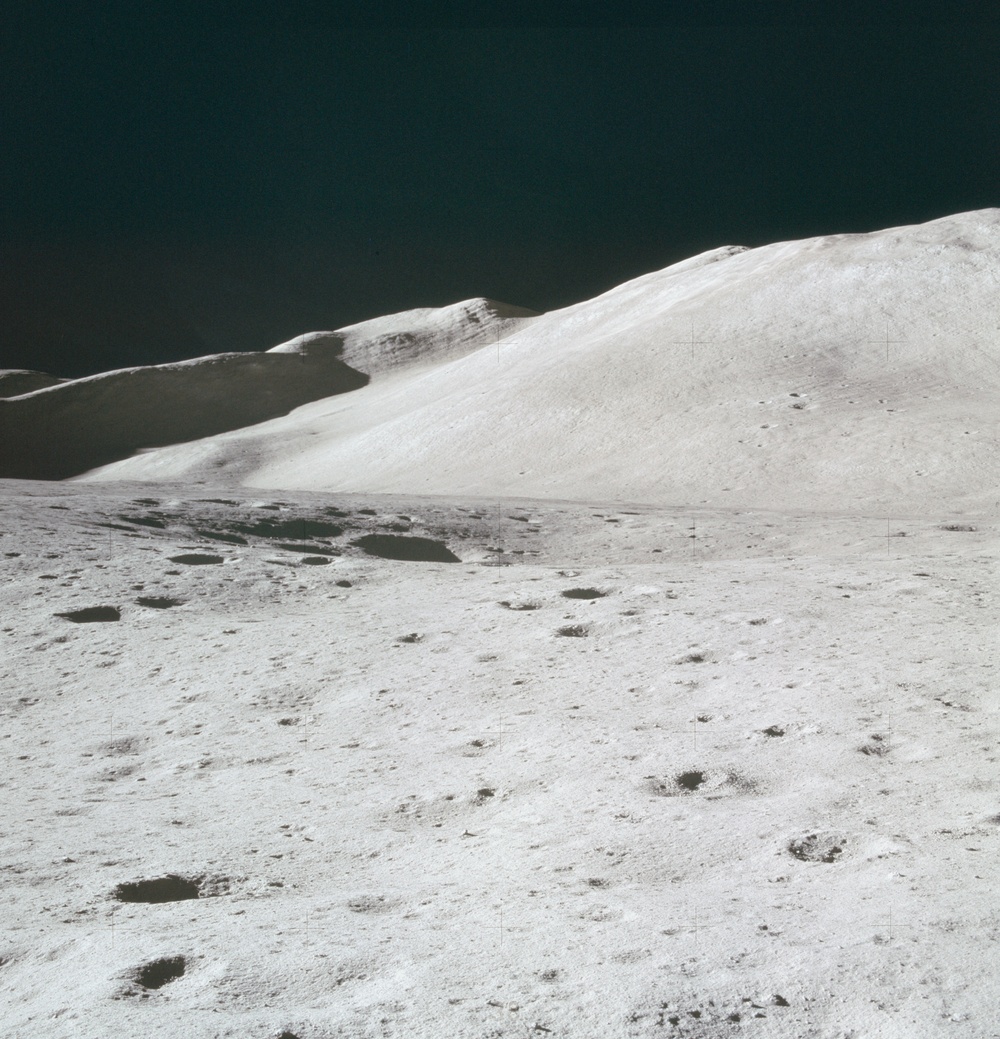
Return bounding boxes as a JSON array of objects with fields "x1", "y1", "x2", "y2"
[
  {"x1": 865, "y1": 320, "x2": 904, "y2": 365},
  {"x1": 671, "y1": 318, "x2": 716, "y2": 362}
]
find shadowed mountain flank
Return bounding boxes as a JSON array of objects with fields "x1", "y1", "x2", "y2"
[
  {"x1": 0, "y1": 351, "x2": 368, "y2": 480},
  {"x1": 0, "y1": 370, "x2": 67, "y2": 398}
]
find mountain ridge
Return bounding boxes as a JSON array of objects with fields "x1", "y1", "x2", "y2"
[{"x1": 80, "y1": 208, "x2": 1000, "y2": 516}]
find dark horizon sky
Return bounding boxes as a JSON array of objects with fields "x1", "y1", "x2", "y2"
[{"x1": 3, "y1": 7, "x2": 999, "y2": 377}]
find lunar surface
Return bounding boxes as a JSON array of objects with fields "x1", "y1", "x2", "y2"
[{"x1": 2, "y1": 211, "x2": 999, "y2": 1037}]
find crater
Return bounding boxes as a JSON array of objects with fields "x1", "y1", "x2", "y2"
[
  {"x1": 114, "y1": 874, "x2": 231, "y2": 902},
  {"x1": 561, "y1": 588, "x2": 607, "y2": 600},
  {"x1": 136, "y1": 597, "x2": 184, "y2": 609},
  {"x1": 114, "y1": 875, "x2": 200, "y2": 903},
  {"x1": 194, "y1": 529, "x2": 248, "y2": 545},
  {"x1": 940, "y1": 524, "x2": 977, "y2": 532},
  {"x1": 648, "y1": 769, "x2": 756, "y2": 798},
  {"x1": 676, "y1": 651, "x2": 707, "y2": 664},
  {"x1": 55, "y1": 606, "x2": 120, "y2": 623},
  {"x1": 352, "y1": 534, "x2": 460, "y2": 562},
  {"x1": 499, "y1": 600, "x2": 541, "y2": 611},
  {"x1": 168, "y1": 554, "x2": 224, "y2": 565},
  {"x1": 130, "y1": 955, "x2": 186, "y2": 991},
  {"x1": 121, "y1": 514, "x2": 167, "y2": 529},
  {"x1": 859, "y1": 734, "x2": 889, "y2": 756},
  {"x1": 347, "y1": 894, "x2": 398, "y2": 914},
  {"x1": 788, "y1": 832, "x2": 847, "y2": 863},
  {"x1": 556, "y1": 625, "x2": 589, "y2": 637},
  {"x1": 231, "y1": 518, "x2": 344, "y2": 539},
  {"x1": 676, "y1": 770, "x2": 706, "y2": 791},
  {"x1": 276, "y1": 543, "x2": 340, "y2": 555}
]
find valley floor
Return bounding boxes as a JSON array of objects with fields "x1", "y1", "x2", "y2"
[{"x1": 1, "y1": 481, "x2": 998, "y2": 1038}]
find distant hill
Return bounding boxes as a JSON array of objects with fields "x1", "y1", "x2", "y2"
[
  {"x1": 78, "y1": 209, "x2": 1000, "y2": 516},
  {"x1": 0, "y1": 370, "x2": 66, "y2": 398},
  {"x1": 0, "y1": 299, "x2": 535, "y2": 480}
]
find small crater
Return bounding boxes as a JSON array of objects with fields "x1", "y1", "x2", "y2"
[
  {"x1": 136, "y1": 597, "x2": 184, "y2": 609},
  {"x1": 301, "y1": 556, "x2": 332, "y2": 566},
  {"x1": 194, "y1": 529, "x2": 248, "y2": 544},
  {"x1": 104, "y1": 736, "x2": 142, "y2": 756},
  {"x1": 561, "y1": 588, "x2": 607, "y2": 600},
  {"x1": 114, "y1": 875, "x2": 201, "y2": 903},
  {"x1": 55, "y1": 606, "x2": 120, "y2": 623},
  {"x1": 649, "y1": 769, "x2": 755, "y2": 798},
  {"x1": 397, "y1": 632, "x2": 423, "y2": 644},
  {"x1": 121, "y1": 514, "x2": 167, "y2": 529},
  {"x1": 131, "y1": 955, "x2": 186, "y2": 990},
  {"x1": 556, "y1": 625, "x2": 589, "y2": 638},
  {"x1": 762, "y1": 725, "x2": 785, "y2": 738},
  {"x1": 352, "y1": 534, "x2": 459, "y2": 562},
  {"x1": 335, "y1": 580, "x2": 353, "y2": 587},
  {"x1": 676, "y1": 770, "x2": 706, "y2": 791},
  {"x1": 748, "y1": 617, "x2": 768, "y2": 625},
  {"x1": 788, "y1": 832, "x2": 847, "y2": 863},
  {"x1": 940, "y1": 524, "x2": 976, "y2": 532},
  {"x1": 347, "y1": 895, "x2": 396, "y2": 914},
  {"x1": 114, "y1": 873, "x2": 231, "y2": 903},
  {"x1": 232, "y1": 518, "x2": 344, "y2": 539},
  {"x1": 860, "y1": 734, "x2": 889, "y2": 756},
  {"x1": 167, "y1": 554, "x2": 224, "y2": 565},
  {"x1": 676, "y1": 651, "x2": 706, "y2": 664},
  {"x1": 499, "y1": 600, "x2": 541, "y2": 611}
]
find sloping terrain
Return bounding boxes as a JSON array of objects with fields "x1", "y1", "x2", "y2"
[
  {"x1": 0, "y1": 352, "x2": 367, "y2": 480},
  {"x1": 0, "y1": 298, "x2": 533, "y2": 481},
  {"x1": 0, "y1": 369, "x2": 66, "y2": 398},
  {"x1": 268, "y1": 297, "x2": 539, "y2": 374},
  {"x1": 82, "y1": 210, "x2": 1000, "y2": 516}
]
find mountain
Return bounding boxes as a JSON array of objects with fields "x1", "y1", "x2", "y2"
[
  {"x1": 0, "y1": 298, "x2": 533, "y2": 480},
  {"x1": 0, "y1": 370, "x2": 66, "y2": 398},
  {"x1": 78, "y1": 209, "x2": 1000, "y2": 516}
]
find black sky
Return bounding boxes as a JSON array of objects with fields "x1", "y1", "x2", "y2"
[{"x1": 3, "y1": 6, "x2": 998, "y2": 377}]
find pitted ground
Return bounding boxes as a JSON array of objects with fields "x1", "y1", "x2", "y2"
[{"x1": 0, "y1": 480, "x2": 998, "y2": 1038}]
